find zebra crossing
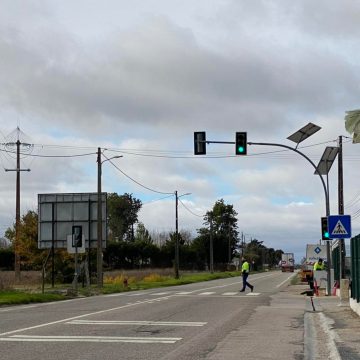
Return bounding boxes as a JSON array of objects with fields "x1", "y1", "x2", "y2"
[{"x1": 128, "y1": 290, "x2": 260, "y2": 297}]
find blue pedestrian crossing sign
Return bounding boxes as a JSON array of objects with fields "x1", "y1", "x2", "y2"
[{"x1": 328, "y1": 215, "x2": 351, "y2": 239}]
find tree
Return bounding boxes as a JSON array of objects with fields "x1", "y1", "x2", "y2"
[
  {"x1": 5, "y1": 210, "x2": 44, "y2": 270},
  {"x1": 107, "y1": 193, "x2": 142, "y2": 242},
  {"x1": 194, "y1": 199, "x2": 239, "y2": 266}
]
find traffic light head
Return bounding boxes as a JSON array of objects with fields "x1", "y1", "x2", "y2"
[
  {"x1": 235, "y1": 132, "x2": 247, "y2": 155},
  {"x1": 72, "y1": 225, "x2": 83, "y2": 247},
  {"x1": 194, "y1": 132, "x2": 206, "y2": 155},
  {"x1": 321, "y1": 217, "x2": 329, "y2": 240}
]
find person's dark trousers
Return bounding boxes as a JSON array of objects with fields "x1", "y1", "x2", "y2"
[{"x1": 241, "y1": 272, "x2": 253, "y2": 291}]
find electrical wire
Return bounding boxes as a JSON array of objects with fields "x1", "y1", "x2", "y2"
[
  {"x1": 142, "y1": 194, "x2": 175, "y2": 205},
  {"x1": 103, "y1": 154, "x2": 174, "y2": 195},
  {"x1": 0, "y1": 147, "x2": 97, "y2": 158},
  {"x1": 178, "y1": 198, "x2": 204, "y2": 218}
]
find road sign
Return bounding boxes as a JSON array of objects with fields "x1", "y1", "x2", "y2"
[{"x1": 328, "y1": 215, "x2": 351, "y2": 239}]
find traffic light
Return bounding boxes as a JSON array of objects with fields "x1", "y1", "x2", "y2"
[
  {"x1": 321, "y1": 217, "x2": 329, "y2": 240},
  {"x1": 235, "y1": 132, "x2": 247, "y2": 155},
  {"x1": 72, "y1": 225, "x2": 82, "y2": 247},
  {"x1": 194, "y1": 131, "x2": 206, "y2": 155}
]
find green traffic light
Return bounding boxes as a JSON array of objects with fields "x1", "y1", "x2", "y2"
[
  {"x1": 238, "y1": 146, "x2": 244, "y2": 153},
  {"x1": 324, "y1": 231, "x2": 329, "y2": 238}
]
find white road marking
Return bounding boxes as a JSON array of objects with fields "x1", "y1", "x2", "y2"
[
  {"x1": 67, "y1": 320, "x2": 207, "y2": 327},
  {"x1": 246, "y1": 293, "x2": 260, "y2": 296},
  {"x1": 0, "y1": 296, "x2": 172, "y2": 337},
  {"x1": 198, "y1": 292, "x2": 216, "y2": 296},
  {"x1": 0, "y1": 335, "x2": 182, "y2": 344},
  {"x1": 175, "y1": 291, "x2": 193, "y2": 295},
  {"x1": 222, "y1": 292, "x2": 238, "y2": 296},
  {"x1": 151, "y1": 292, "x2": 170, "y2": 296},
  {"x1": 276, "y1": 273, "x2": 297, "y2": 288}
]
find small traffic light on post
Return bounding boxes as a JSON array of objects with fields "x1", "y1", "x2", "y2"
[
  {"x1": 194, "y1": 132, "x2": 206, "y2": 155},
  {"x1": 235, "y1": 132, "x2": 247, "y2": 155},
  {"x1": 72, "y1": 225, "x2": 82, "y2": 247},
  {"x1": 321, "y1": 217, "x2": 329, "y2": 240}
]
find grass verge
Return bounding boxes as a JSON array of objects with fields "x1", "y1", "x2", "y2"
[
  {"x1": 102, "y1": 271, "x2": 242, "y2": 294},
  {"x1": 0, "y1": 291, "x2": 66, "y2": 306},
  {"x1": 0, "y1": 271, "x2": 242, "y2": 305}
]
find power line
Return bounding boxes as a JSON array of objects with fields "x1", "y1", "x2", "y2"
[
  {"x1": 0, "y1": 147, "x2": 97, "y2": 158},
  {"x1": 142, "y1": 194, "x2": 174, "y2": 205},
  {"x1": 103, "y1": 154, "x2": 174, "y2": 195},
  {"x1": 178, "y1": 198, "x2": 204, "y2": 218}
]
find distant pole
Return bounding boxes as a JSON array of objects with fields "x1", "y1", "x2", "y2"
[
  {"x1": 241, "y1": 232, "x2": 244, "y2": 258},
  {"x1": 228, "y1": 225, "x2": 231, "y2": 264},
  {"x1": 97, "y1": 147, "x2": 103, "y2": 288},
  {"x1": 209, "y1": 217, "x2": 214, "y2": 273},
  {"x1": 175, "y1": 191, "x2": 179, "y2": 279}
]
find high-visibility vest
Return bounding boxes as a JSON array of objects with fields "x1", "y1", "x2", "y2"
[
  {"x1": 313, "y1": 262, "x2": 324, "y2": 271},
  {"x1": 242, "y1": 261, "x2": 250, "y2": 273}
]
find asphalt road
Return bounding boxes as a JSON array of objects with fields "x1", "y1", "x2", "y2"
[{"x1": 0, "y1": 271, "x2": 297, "y2": 360}]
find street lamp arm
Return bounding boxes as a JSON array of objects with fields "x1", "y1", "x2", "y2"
[
  {"x1": 248, "y1": 141, "x2": 329, "y2": 215},
  {"x1": 101, "y1": 155, "x2": 123, "y2": 164}
]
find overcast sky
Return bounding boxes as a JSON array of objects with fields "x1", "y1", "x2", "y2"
[{"x1": 1, "y1": 0, "x2": 360, "y2": 261}]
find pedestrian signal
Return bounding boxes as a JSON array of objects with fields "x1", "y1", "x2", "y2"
[
  {"x1": 235, "y1": 132, "x2": 247, "y2": 155},
  {"x1": 321, "y1": 217, "x2": 329, "y2": 240},
  {"x1": 72, "y1": 225, "x2": 82, "y2": 247}
]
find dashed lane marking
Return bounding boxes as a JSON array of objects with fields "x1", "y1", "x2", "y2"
[
  {"x1": 222, "y1": 292, "x2": 239, "y2": 296},
  {"x1": 198, "y1": 292, "x2": 216, "y2": 296}
]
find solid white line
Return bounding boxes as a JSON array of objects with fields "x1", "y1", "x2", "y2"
[
  {"x1": 276, "y1": 273, "x2": 296, "y2": 288},
  {"x1": 0, "y1": 335, "x2": 182, "y2": 344},
  {"x1": 67, "y1": 320, "x2": 207, "y2": 327}
]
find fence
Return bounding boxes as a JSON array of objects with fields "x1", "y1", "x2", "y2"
[{"x1": 350, "y1": 235, "x2": 360, "y2": 303}]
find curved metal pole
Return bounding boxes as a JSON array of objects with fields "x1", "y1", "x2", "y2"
[
  {"x1": 249, "y1": 141, "x2": 332, "y2": 295},
  {"x1": 248, "y1": 142, "x2": 329, "y2": 215}
]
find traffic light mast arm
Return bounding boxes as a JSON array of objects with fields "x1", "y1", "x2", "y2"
[{"x1": 248, "y1": 141, "x2": 329, "y2": 216}]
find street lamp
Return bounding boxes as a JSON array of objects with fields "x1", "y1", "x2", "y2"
[
  {"x1": 175, "y1": 191, "x2": 191, "y2": 279},
  {"x1": 249, "y1": 123, "x2": 335, "y2": 294},
  {"x1": 97, "y1": 148, "x2": 123, "y2": 288},
  {"x1": 315, "y1": 146, "x2": 339, "y2": 294}
]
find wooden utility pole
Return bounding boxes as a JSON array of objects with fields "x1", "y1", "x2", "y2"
[{"x1": 4, "y1": 131, "x2": 31, "y2": 282}]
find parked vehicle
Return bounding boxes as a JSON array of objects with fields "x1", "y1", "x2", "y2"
[{"x1": 281, "y1": 253, "x2": 295, "y2": 272}]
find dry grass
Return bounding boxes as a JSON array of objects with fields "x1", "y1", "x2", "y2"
[
  {"x1": 0, "y1": 271, "x2": 42, "y2": 290},
  {"x1": 104, "y1": 268, "x2": 175, "y2": 283},
  {"x1": 0, "y1": 268, "x2": 176, "y2": 290}
]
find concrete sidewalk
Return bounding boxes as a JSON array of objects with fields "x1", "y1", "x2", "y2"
[
  {"x1": 310, "y1": 292, "x2": 360, "y2": 359},
  {"x1": 207, "y1": 283, "x2": 360, "y2": 360}
]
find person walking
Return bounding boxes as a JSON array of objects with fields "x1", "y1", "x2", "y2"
[{"x1": 240, "y1": 257, "x2": 254, "y2": 292}]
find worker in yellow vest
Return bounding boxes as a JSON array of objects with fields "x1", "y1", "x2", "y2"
[
  {"x1": 240, "y1": 257, "x2": 254, "y2": 292},
  {"x1": 313, "y1": 258, "x2": 325, "y2": 271}
]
